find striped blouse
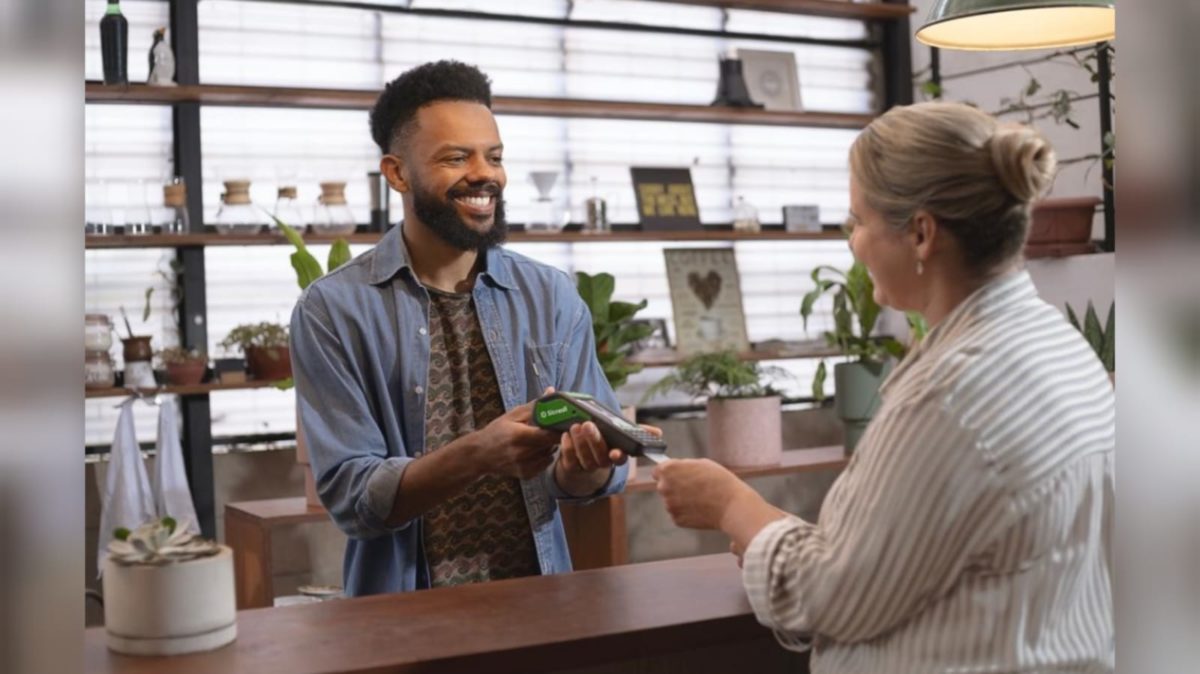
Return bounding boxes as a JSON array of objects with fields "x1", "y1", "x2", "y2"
[{"x1": 742, "y1": 270, "x2": 1115, "y2": 673}]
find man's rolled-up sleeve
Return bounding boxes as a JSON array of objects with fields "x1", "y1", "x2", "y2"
[{"x1": 291, "y1": 287, "x2": 413, "y2": 539}]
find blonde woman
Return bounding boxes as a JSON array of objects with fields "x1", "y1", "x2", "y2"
[{"x1": 653, "y1": 102, "x2": 1115, "y2": 672}]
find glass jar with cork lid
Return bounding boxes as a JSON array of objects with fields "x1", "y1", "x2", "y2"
[
  {"x1": 214, "y1": 179, "x2": 265, "y2": 235},
  {"x1": 310, "y1": 181, "x2": 356, "y2": 236}
]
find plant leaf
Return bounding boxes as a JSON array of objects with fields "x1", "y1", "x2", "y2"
[
  {"x1": 290, "y1": 250, "x2": 324, "y2": 291},
  {"x1": 327, "y1": 239, "x2": 351, "y2": 272},
  {"x1": 142, "y1": 287, "x2": 155, "y2": 322},
  {"x1": 1083, "y1": 301, "x2": 1104, "y2": 358},
  {"x1": 1065, "y1": 303, "x2": 1081, "y2": 331},
  {"x1": 114, "y1": 527, "x2": 130, "y2": 541},
  {"x1": 1101, "y1": 302, "x2": 1115, "y2": 372},
  {"x1": 161, "y1": 516, "x2": 177, "y2": 534},
  {"x1": 812, "y1": 360, "x2": 827, "y2": 402}
]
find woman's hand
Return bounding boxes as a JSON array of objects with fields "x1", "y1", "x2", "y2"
[{"x1": 652, "y1": 458, "x2": 755, "y2": 530}]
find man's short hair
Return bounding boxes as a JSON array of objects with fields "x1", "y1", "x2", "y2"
[{"x1": 369, "y1": 60, "x2": 493, "y2": 155}]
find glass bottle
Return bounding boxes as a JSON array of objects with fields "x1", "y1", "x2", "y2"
[
  {"x1": 100, "y1": 0, "x2": 128, "y2": 85},
  {"x1": 310, "y1": 181, "x2": 356, "y2": 236},
  {"x1": 214, "y1": 179, "x2": 265, "y2": 235},
  {"x1": 273, "y1": 186, "x2": 305, "y2": 232},
  {"x1": 582, "y1": 176, "x2": 609, "y2": 234},
  {"x1": 161, "y1": 177, "x2": 190, "y2": 234},
  {"x1": 732, "y1": 196, "x2": 761, "y2": 233}
]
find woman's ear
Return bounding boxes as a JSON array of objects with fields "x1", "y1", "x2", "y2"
[
  {"x1": 380, "y1": 154, "x2": 409, "y2": 194},
  {"x1": 909, "y1": 209, "x2": 938, "y2": 262}
]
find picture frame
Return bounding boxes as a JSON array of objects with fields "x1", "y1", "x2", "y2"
[
  {"x1": 630, "y1": 167, "x2": 702, "y2": 231},
  {"x1": 782, "y1": 204, "x2": 822, "y2": 232},
  {"x1": 736, "y1": 48, "x2": 803, "y2": 112},
  {"x1": 663, "y1": 248, "x2": 750, "y2": 355}
]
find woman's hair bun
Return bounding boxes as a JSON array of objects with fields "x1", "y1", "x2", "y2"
[{"x1": 988, "y1": 124, "x2": 1057, "y2": 203}]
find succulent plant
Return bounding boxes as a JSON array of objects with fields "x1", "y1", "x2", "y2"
[{"x1": 107, "y1": 517, "x2": 221, "y2": 566}]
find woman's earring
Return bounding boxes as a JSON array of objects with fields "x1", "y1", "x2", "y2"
[{"x1": 916, "y1": 260, "x2": 924, "y2": 276}]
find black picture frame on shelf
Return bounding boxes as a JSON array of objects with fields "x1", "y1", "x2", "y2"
[{"x1": 630, "y1": 167, "x2": 702, "y2": 231}]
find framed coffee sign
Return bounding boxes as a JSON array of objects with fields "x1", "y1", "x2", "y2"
[
  {"x1": 663, "y1": 248, "x2": 750, "y2": 355},
  {"x1": 630, "y1": 167, "x2": 702, "y2": 231}
]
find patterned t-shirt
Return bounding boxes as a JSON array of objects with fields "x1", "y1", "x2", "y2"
[{"x1": 420, "y1": 288, "x2": 541, "y2": 587}]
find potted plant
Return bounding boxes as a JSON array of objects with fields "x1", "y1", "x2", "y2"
[
  {"x1": 645, "y1": 350, "x2": 787, "y2": 468},
  {"x1": 576, "y1": 271, "x2": 655, "y2": 477},
  {"x1": 1066, "y1": 301, "x2": 1115, "y2": 385},
  {"x1": 219, "y1": 322, "x2": 291, "y2": 382},
  {"x1": 801, "y1": 262, "x2": 913, "y2": 454},
  {"x1": 103, "y1": 517, "x2": 236, "y2": 655},
  {"x1": 158, "y1": 347, "x2": 208, "y2": 386}
]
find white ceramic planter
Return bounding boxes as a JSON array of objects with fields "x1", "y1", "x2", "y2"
[
  {"x1": 706, "y1": 396, "x2": 782, "y2": 468},
  {"x1": 103, "y1": 546, "x2": 237, "y2": 656}
]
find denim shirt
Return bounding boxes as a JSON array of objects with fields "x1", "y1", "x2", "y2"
[{"x1": 290, "y1": 226, "x2": 627, "y2": 597}]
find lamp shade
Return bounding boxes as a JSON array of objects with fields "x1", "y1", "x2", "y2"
[{"x1": 916, "y1": 0, "x2": 1115, "y2": 51}]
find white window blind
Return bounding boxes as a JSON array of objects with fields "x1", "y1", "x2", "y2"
[{"x1": 85, "y1": 0, "x2": 875, "y2": 445}]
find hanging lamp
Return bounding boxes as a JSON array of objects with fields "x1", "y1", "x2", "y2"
[{"x1": 916, "y1": 0, "x2": 1115, "y2": 51}]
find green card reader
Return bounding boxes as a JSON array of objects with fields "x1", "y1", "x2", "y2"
[{"x1": 533, "y1": 391, "x2": 668, "y2": 463}]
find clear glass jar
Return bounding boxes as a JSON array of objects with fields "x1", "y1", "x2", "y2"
[
  {"x1": 526, "y1": 171, "x2": 564, "y2": 234},
  {"x1": 85, "y1": 314, "x2": 114, "y2": 352},
  {"x1": 214, "y1": 179, "x2": 265, "y2": 235},
  {"x1": 732, "y1": 196, "x2": 761, "y2": 232},
  {"x1": 85, "y1": 351, "x2": 115, "y2": 389},
  {"x1": 272, "y1": 186, "x2": 305, "y2": 232},
  {"x1": 161, "y1": 177, "x2": 190, "y2": 234},
  {"x1": 310, "y1": 181, "x2": 356, "y2": 236}
]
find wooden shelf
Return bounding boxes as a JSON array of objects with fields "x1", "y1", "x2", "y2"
[
  {"x1": 85, "y1": 229, "x2": 846, "y2": 249},
  {"x1": 631, "y1": 343, "x2": 840, "y2": 367},
  {"x1": 85, "y1": 379, "x2": 288, "y2": 399},
  {"x1": 85, "y1": 82, "x2": 875, "y2": 129},
  {"x1": 659, "y1": 0, "x2": 916, "y2": 20}
]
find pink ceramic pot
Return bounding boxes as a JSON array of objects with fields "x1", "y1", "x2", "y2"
[{"x1": 705, "y1": 396, "x2": 782, "y2": 468}]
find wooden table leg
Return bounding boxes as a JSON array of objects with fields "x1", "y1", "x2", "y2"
[
  {"x1": 225, "y1": 508, "x2": 273, "y2": 609},
  {"x1": 560, "y1": 494, "x2": 628, "y2": 571}
]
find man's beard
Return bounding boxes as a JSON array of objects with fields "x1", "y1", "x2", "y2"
[{"x1": 411, "y1": 176, "x2": 508, "y2": 252}]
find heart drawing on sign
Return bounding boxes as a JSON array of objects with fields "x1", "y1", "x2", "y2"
[{"x1": 688, "y1": 271, "x2": 723, "y2": 310}]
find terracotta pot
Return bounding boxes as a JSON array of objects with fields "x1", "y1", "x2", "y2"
[
  {"x1": 245, "y1": 346, "x2": 291, "y2": 381},
  {"x1": 166, "y1": 359, "x2": 207, "y2": 386},
  {"x1": 705, "y1": 396, "x2": 782, "y2": 468},
  {"x1": 1028, "y1": 197, "x2": 1102, "y2": 244},
  {"x1": 103, "y1": 547, "x2": 237, "y2": 655}
]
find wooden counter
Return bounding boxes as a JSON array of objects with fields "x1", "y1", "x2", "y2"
[{"x1": 85, "y1": 554, "x2": 807, "y2": 674}]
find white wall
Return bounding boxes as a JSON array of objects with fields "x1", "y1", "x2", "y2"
[{"x1": 908, "y1": 0, "x2": 1112, "y2": 240}]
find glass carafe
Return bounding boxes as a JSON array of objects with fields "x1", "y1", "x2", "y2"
[
  {"x1": 272, "y1": 186, "x2": 305, "y2": 232},
  {"x1": 310, "y1": 181, "x2": 356, "y2": 236},
  {"x1": 214, "y1": 179, "x2": 265, "y2": 235}
]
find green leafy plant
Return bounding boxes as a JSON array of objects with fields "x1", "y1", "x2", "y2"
[
  {"x1": 1066, "y1": 301, "x2": 1115, "y2": 373},
  {"x1": 270, "y1": 215, "x2": 352, "y2": 290},
  {"x1": 576, "y1": 271, "x2": 655, "y2": 391},
  {"x1": 158, "y1": 346, "x2": 207, "y2": 365},
  {"x1": 800, "y1": 261, "x2": 922, "y2": 400},
  {"x1": 219, "y1": 322, "x2": 289, "y2": 353},
  {"x1": 643, "y1": 350, "x2": 787, "y2": 401}
]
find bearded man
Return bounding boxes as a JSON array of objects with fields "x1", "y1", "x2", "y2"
[{"x1": 291, "y1": 60, "x2": 643, "y2": 596}]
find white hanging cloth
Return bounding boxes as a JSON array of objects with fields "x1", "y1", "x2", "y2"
[
  {"x1": 152, "y1": 396, "x2": 200, "y2": 535},
  {"x1": 96, "y1": 399, "x2": 156, "y2": 576}
]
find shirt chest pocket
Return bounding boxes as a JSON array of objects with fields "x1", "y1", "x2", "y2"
[{"x1": 523, "y1": 342, "x2": 562, "y2": 394}]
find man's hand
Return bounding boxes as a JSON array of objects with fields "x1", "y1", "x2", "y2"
[
  {"x1": 471, "y1": 402, "x2": 560, "y2": 480},
  {"x1": 552, "y1": 387, "x2": 662, "y2": 497}
]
